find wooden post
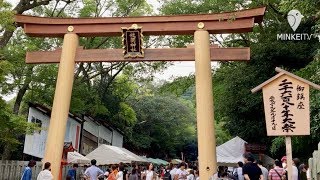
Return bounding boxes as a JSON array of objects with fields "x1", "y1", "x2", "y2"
[
  {"x1": 285, "y1": 136, "x2": 293, "y2": 180},
  {"x1": 42, "y1": 32, "x2": 78, "y2": 179},
  {"x1": 194, "y1": 26, "x2": 217, "y2": 180}
]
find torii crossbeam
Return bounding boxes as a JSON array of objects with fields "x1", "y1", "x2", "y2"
[{"x1": 15, "y1": 6, "x2": 265, "y2": 180}]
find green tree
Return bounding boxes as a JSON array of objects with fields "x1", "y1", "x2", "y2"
[
  {"x1": 157, "y1": 75, "x2": 232, "y2": 145},
  {"x1": 160, "y1": 0, "x2": 320, "y2": 160},
  {"x1": 0, "y1": 0, "x2": 165, "y2": 159},
  {"x1": 127, "y1": 96, "x2": 196, "y2": 160},
  {"x1": 0, "y1": 98, "x2": 38, "y2": 159}
]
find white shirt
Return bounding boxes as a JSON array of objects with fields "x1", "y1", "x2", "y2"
[
  {"x1": 307, "y1": 168, "x2": 311, "y2": 179},
  {"x1": 170, "y1": 168, "x2": 177, "y2": 180},
  {"x1": 117, "y1": 171, "x2": 124, "y2": 180},
  {"x1": 37, "y1": 169, "x2": 53, "y2": 180},
  {"x1": 84, "y1": 165, "x2": 104, "y2": 180},
  {"x1": 187, "y1": 174, "x2": 195, "y2": 180},
  {"x1": 292, "y1": 165, "x2": 298, "y2": 180},
  {"x1": 146, "y1": 170, "x2": 154, "y2": 180},
  {"x1": 175, "y1": 169, "x2": 187, "y2": 180},
  {"x1": 259, "y1": 166, "x2": 268, "y2": 180},
  {"x1": 235, "y1": 167, "x2": 244, "y2": 180}
]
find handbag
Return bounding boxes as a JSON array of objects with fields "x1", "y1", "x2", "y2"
[{"x1": 274, "y1": 169, "x2": 286, "y2": 180}]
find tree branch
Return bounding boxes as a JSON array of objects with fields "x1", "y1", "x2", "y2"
[
  {"x1": 50, "y1": 0, "x2": 60, "y2": 17},
  {"x1": 14, "y1": 0, "x2": 52, "y2": 14},
  {"x1": 105, "y1": 62, "x2": 129, "y2": 89}
]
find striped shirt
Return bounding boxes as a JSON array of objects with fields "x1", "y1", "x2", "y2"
[{"x1": 268, "y1": 166, "x2": 285, "y2": 180}]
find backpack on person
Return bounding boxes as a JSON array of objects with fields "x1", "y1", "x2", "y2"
[{"x1": 163, "y1": 170, "x2": 171, "y2": 180}]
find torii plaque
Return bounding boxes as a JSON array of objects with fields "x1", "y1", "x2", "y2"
[{"x1": 15, "y1": 7, "x2": 265, "y2": 179}]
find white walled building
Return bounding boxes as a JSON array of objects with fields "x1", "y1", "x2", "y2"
[
  {"x1": 81, "y1": 116, "x2": 123, "y2": 155},
  {"x1": 23, "y1": 103, "x2": 123, "y2": 158},
  {"x1": 24, "y1": 103, "x2": 82, "y2": 158}
]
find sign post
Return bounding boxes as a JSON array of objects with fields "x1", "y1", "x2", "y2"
[{"x1": 252, "y1": 67, "x2": 320, "y2": 179}]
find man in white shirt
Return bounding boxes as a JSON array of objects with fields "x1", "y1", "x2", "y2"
[
  {"x1": 257, "y1": 160, "x2": 268, "y2": 180},
  {"x1": 170, "y1": 164, "x2": 178, "y2": 180},
  {"x1": 84, "y1": 159, "x2": 104, "y2": 180},
  {"x1": 292, "y1": 164, "x2": 299, "y2": 180}
]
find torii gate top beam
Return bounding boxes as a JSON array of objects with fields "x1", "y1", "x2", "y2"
[{"x1": 15, "y1": 7, "x2": 265, "y2": 37}]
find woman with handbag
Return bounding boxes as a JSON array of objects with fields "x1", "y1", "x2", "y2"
[{"x1": 268, "y1": 160, "x2": 285, "y2": 180}]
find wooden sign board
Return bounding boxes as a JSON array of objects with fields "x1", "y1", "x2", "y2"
[
  {"x1": 262, "y1": 74, "x2": 310, "y2": 136},
  {"x1": 252, "y1": 67, "x2": 320, "y2": 180},
  {"x1": 121, "y1": 24, "x2": 144, "y2": 58}
]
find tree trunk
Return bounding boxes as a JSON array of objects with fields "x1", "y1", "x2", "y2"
[
  {"x1": 0, "y1": 31, "x2": 14, "y2": 49},
  {"x1": 13, "y1": 82, "x2": 29, "y2": 114}
]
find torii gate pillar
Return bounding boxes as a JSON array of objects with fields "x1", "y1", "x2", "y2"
[
  {"x1": 43, "y1": 33, "x2": 79, "y2": 178},
  {"x1": 194, "y1": 29, "x2": 216, "y2": 177},
  {"x1": 15, "y1": 7, "x2": 265, "y2": 179}
]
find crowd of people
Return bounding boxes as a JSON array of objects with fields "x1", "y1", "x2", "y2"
[
  {"x1": 21, "y1": 153, "x2": 311, "y2": 180},
  {"x1": 76, "y1": 159, "x2": 199, "y2": 180},
  {"x1": 212, "y1": 152, "x2": 311, "y2": 180}
]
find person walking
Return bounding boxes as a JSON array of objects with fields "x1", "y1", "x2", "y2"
[
  {"x1": 299, "y1": 164, "x2": 308, "y2": 180},
  {"x1": 292, "y1": 160, "x2": 299, "y2": 180},
  {"x1": 268, "y1": 160, "x2": 285, "y2": 180},
  {"x1": 129, "y1": 169, "x2": 139, "y2": 180},
  {"x1": 21, "y1": 160, "x2": 36, "y2": 180},
  {"x1": 174, "y1": 162, "x2": 187, "y2": 180},
  {"x1": 170, "y1": 164, "x2": 178, "y2": 180},
  {"x1": 242, "y1": 152, "x2": 263, "y2": 180},
  {"x1": 257, "y1": 160, "x2": 268, "y2": 180},
  {"x1": 84, "y1": 159, "x2": 104, "y2": 180},
  {"x1": 233, "y1": 161, "x2": 244, "y2": 180},
  {"x1": 108, "y1": 165, "x2": 119, "y2": 180},
  {"x1": 117, "y1": 164, "x2": 125, "y2": 180},
  {"x1": 37, "y1": 162, "x2": 54, "y2": 180},
  {"x1": 163, "y1": 166, "x2": 172, "y2": 180},
  {"x1": 67, "y1": 164, "x2": 79, "y2": 180},
  {"x1": 195, "y1": 171, "x2": 199, "y2": 180},
  {"x1": 187, "y1": 170, "x2": 195, "y2": 180},
  {"x1": 143, "y1": 163, "x2": 157, "y2": 180},
  {"x1": 280, "y1": 157, "x2": 287, "y2": 170}
]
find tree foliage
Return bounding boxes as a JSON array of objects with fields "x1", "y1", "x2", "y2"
[
  {"x1": 0, "y1": 0, "x2": 165, "y2": 159},
  {"x1": 160, "y1": 0, "x2": 320, "y2": 160},
  {"x1": 127, "y1": 95, "x2": 196, "y2": 160}
]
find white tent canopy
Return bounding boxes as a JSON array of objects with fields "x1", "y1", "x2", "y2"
[
  {"x1": 85, "y1": 145, "x2": 148, "y2": 165},
  {"x1": 67, "y1": 151, "x2": 91, "y2": 164},
  {"x1": 216, "y1": 136, "x2": 247, "y2": 166}
]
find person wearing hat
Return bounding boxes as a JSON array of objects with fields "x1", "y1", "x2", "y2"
[
  {"x1": 281, "y1": 156, "x2": 299, "y2": 180},
  {"x1": 281, "y1": 156, "x2": 287, "y2": 170}
]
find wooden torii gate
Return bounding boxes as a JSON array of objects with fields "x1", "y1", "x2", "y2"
[{"x1": 15, "y1": 7, "x2": 265, "y2": 179}]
